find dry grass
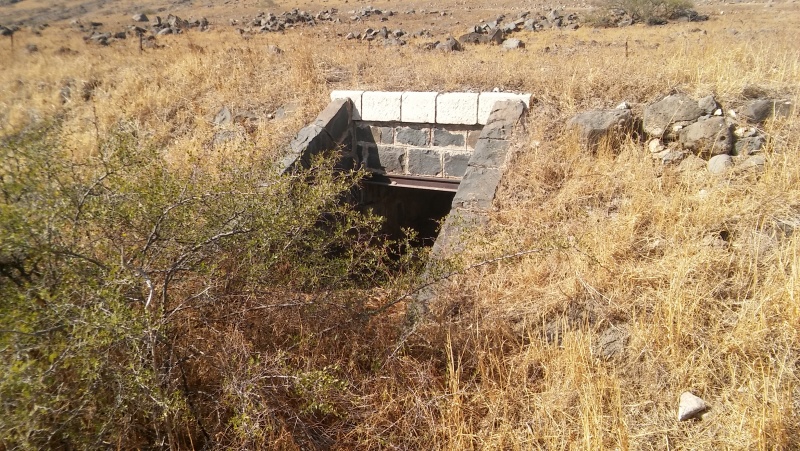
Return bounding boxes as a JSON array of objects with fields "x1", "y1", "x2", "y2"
[{"x1": 1, "y1": 1, "x2": 799, "y2": 448}]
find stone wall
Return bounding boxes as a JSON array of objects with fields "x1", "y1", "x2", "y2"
[
  {"x1": 279, "y1": 97, "x2": 354, "y2": 173},
  {"x1": 331, "y1": 90, "x2": 531, "y2": 179}
]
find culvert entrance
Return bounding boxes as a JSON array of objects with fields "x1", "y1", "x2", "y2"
[
  {"x1": 359, "y1": 180, "x2": 457, "y2": 247},
  {"x1": 279, "y1": 90, "x2": 530, "y2": 253}
]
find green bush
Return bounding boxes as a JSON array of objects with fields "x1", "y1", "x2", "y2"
[{"x1": 0, "y1": 120, "x2": 419, "y2": 448}]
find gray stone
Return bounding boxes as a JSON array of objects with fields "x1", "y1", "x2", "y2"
[
  {"x1": 406, "y1": 148, "x2": 441, "y2": 176},
  {"x1": 501, "y1": 38, "x2": 524, "y2": 49},
  {"x1": 213, "y1": 106, "x2": 232, "y2": 126},
  {"x1": 707, "y1": 154, "x2": 733, "y2": 174},
  {"x1": 739, "y1": 154, "x2": 765, "y2": 171},
  {"x1": 679, "y1": 117, "x2": 733, "y2": 157},
  {"x1": 274, "y1": 101, "x2": 299, "y2": 120},
  {"x1": 433, "y1": 129, "x2": 465, "y2": 147},
  {"x1": 356, "y1": 125, "x2": 380, "y2": 143},
  {"x1": 566, "y1": 109, "x2": 634, "y2": 150},
  {"x1": 643, "y1": 93, "x2": 705, "y2": 137},
  {"x1": 734, "y1": 136, "x2": 765, "y2": 156},
  {"x1": 697, "y1": 95, "x2": 719, "y2": 115},
  {"x1": 470, "y1": 139, "x2": 510, "y2": 168},
  {"x1": 132, "y1": 13, "x2": 149, "y2": 22},
  {"x1": 313, "y1": 98, "x2": 352, "y2": 143},
  {"x1": 396, "y1": 126, "x2": 429, "y2": 146},
  {"x1": 443, "y1": 153, "x2": 470, "y2": 177},
  {"x1": 467, "y1": 130, "x2": 481, "y2": 149},
  {"x1": 452, "y1": 166, "x2": 502, "y2": 210},
  {"x1": 436, "y1": 37, "x2": 462, "y2": 52},
  {"x1": 678, "y1": 392, "x2": 709, "y2": 421},
  {"x1": 480, "y1": 99, "x2": 526, "y2": 139},
  {"x1": 662, "y1": 150, "x2": 687, "y2": 165},
  {"x1": 739, "y1": 99, "x2": 794, "y2": 124},
  {"x1": 289, "y1": 124, "x2": 335, "y2": 165},
  {"x1": 366, "y1": 145, "x2": 405, "y2": 174}
]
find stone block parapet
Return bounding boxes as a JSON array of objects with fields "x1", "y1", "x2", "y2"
[{"x1": 330, "y1": 90, "x2": 532, "y2": 126}]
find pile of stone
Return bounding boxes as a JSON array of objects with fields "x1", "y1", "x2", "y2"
[
  {"x1": 460, "y1": 9, "x2": 579, "y2": 46},
  {"x1": 567, "y1": 92, "x2": 794, "y2": 174},
  {"x1": 147, "y1": 14, "x2": 209, "y2": 35},
  {"x1": 79, "y1": 14, "x2": 209, "y2": 46},
  {"x1": 346, "y1": 6, "x2": 396, "y2": 21},
  {"x1": 236, "y1": 9, "x2": 339, "y2": 33},
  {"x1": 346, "y1": 27, "x2": 407, "y2": 45}
]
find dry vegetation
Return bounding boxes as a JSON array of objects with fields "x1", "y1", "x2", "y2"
[{"x1": 1, "y1": 0, "x2": 799, "y2": 448}]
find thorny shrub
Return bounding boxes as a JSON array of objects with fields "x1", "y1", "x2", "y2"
[{"x1": 0, "y1": 119, "x2": 426, "y2": 448}]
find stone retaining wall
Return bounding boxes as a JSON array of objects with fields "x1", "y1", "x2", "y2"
[{"x1": 331, "y1": 90, "x2": 530, "y2": 179}]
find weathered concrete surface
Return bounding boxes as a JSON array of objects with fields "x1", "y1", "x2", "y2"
[
  {"x1": 401, "y1": 91, "x2": 438, "y2": 123},
  {"x1": 281, "y1": 98, "x2": 353, "y2": 173},
  {"x1": 361, "y1": 91, "x2": 402, "y2": 121}
]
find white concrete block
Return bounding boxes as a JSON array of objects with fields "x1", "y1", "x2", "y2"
[
  {"x1": 478, "y1": 92, "x2": 532, "y2": 124},
  {"x1": 330, "y1": 90, "x2": 364, "y2": 120},
  {"x1": 436, "y1": 92, "x2": 479, "y2": 125},
  {"x1": 401, "y1": 91, "x2": 438, "y2": 123},
  {"x1": 361, "y1": 91, "x2": 402, "y2": 121}
]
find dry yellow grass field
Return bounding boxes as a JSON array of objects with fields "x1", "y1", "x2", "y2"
[{"x1": 1, "y1": 0, "x2": 799, "y2": 448}]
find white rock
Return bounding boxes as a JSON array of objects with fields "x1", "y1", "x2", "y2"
[
  {"x1": 713, "y1": 108, "x2": 723, "y2": 116},
  {"x1": 648, "y1": 138, "x2": 665, "y2": 153},
  {"x1": 678, "y1": 391, "x2": 709, "y2": 421},
  {"x1": 616, "y1": 101, "x2": 630, "y2": 110}
]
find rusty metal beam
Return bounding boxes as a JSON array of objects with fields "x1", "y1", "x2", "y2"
[{"x1": 364, "y1": 174, "x2": 460, "y2": 192}]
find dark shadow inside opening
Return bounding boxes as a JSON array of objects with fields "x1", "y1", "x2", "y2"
[{"x1": 359, "y1": 183, "x2": 456, "y2": 248}]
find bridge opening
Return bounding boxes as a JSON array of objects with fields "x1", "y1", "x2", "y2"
[{"x1": 359, "y1": 176, "x2": 457, "y2": 248}]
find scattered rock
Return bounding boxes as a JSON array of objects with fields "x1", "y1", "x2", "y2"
[
  {"x1": 739, "y1": 99, "x2": 794, "y2": 124},
  {"x1": 213, "y1": 106, "x2": 232, "y2": 126},
  {"x1": 501, "y1": 38, "x2": 524, "y2": 50},
  {"x1": 707, "y1": 154, "x2": 733, "y2": 174},
  {"x1": 738, "y1": 154, "x2": 765, "y2": 171},
  {"x1": 643, "y1": 93, "x2": 705, "y2": 138},
  {"x1": 697, "y1": 95, "x2": 719, "y2": 115},
  {"x1": 436, "y1": 37, "x2": 462, "y2": 52},
  {"x1": 679, "y1": 116, "x2": 733, "y2": 157},
  {"x1": 25, "y1": 43, "x2": 38, "y2": 53},
  {"x1": 678, "y1": 392, "x2": 709, "y2": 421},
  {"x1": 567, "y1": 109, "x2": 634, "y2": 150},
  {"x1": 734, "y1": 135, "x2": 765, "y2": 156},
  {"x1": 132, "y1": 13, "x2": 149, "y2": 22}
]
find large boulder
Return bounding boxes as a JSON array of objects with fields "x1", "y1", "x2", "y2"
[
  {"x1": 679, "y1": 117, "x2": 733, "y2": 157},
  {"x1": 643, "y1": 93, "x2": 705, "y2": 138},
  {"x1": 567, "y1": 109, "x2": 634, "y2": 150}
]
